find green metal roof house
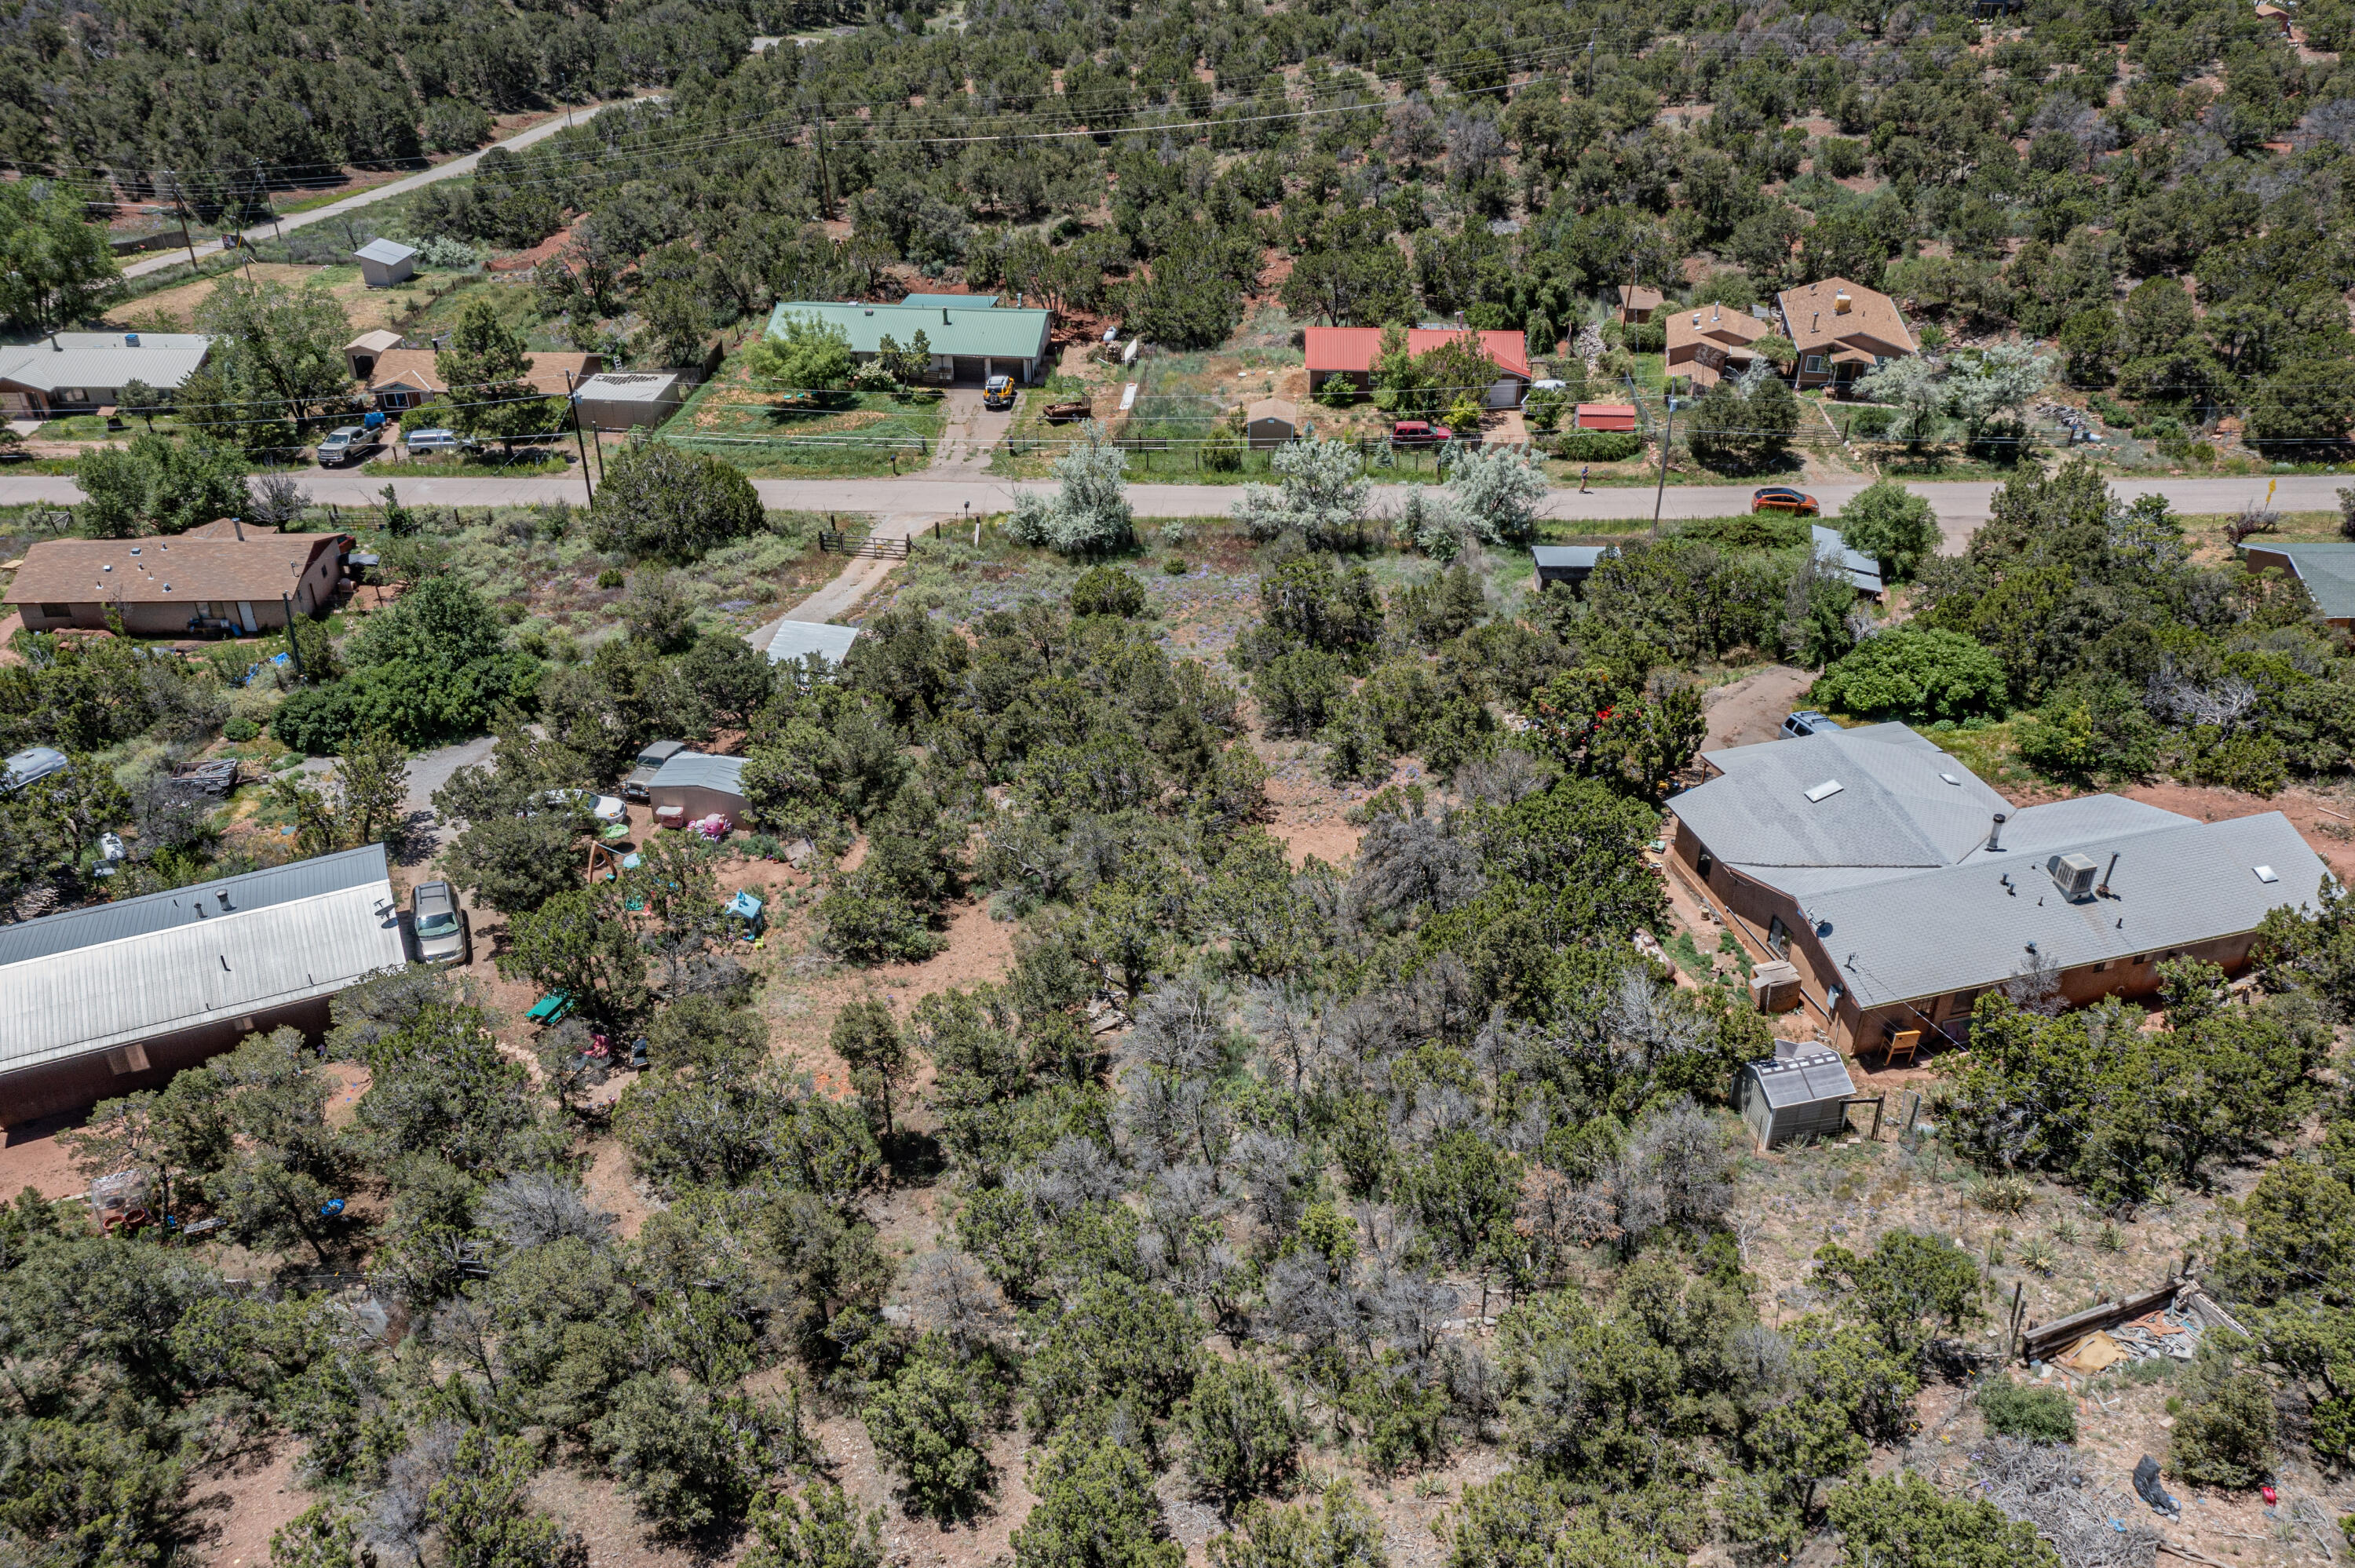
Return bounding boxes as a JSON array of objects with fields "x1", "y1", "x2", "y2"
[
  {"x1": 2243, "y1": 542, "x2": 2355, "y2": 628},
  {"x1": 765, "y1": 301, "x2": 1054, "y2": 383}
]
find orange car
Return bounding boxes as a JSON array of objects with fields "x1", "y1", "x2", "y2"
[{"x1": 1752, "y1": 486, "x2": 1820, "y2": 516}]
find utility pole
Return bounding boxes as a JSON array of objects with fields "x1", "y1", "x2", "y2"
[
  {"x1": 162, "y1": 172, "x2": 200, "y2": 268},
  {"x1": 566, "y1": 371, "x2": 594, "y2": 509},
  {"x1": 253, "y1": 158, "x2": 281, "y2": 245},
  {"x1": 1652, "y1": 396, "x2": 1674, "y2": 535},
  {"x1": 812, "y1": 116, "x2": 834, "y2": 220}
]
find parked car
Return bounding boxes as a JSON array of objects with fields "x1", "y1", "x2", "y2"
[
  {"x1": 621, "y1": 738, "x2": 689, "y2": 801},
  {"x1": 404, "y1": 427, "x2": 474, "y2": 454},
  {"x1": 411, "y1": 880, "x2": 471, "y2": 966},
  {"x1": 982, "y1": 374, "x2": 1016, "y2": 409},
  {"x1": 540, "y1": 788, "x2": 627, "y2": 824},
  {"x1": 1781, "y1": 710, "x2": 1839, "y2": 739},
  {"x1": 317, "y1": 426, "x2": 379, "y2": 466},
  {"x1": 1390, "y1": 420, "x2": 1454, "y2": 447},
  {"x1": 1752, "y1": 485, "x2": 1820, "y2": 516}
]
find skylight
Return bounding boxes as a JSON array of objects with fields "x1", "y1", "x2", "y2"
[
  {"x1": 1804, "y1": 780, "x2": 1844, "y2": 803},
  {"x1": 2255, "y1": 865, "x2": 2280, "y2": 884}
]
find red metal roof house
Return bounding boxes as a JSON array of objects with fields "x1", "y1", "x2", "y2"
[
  {"x1": 1304, "y1": 327, "x2": 1532, "y2": 407},
  {"x1": 1574, "y1": 403, "x2": 1638, "y2": 432}
]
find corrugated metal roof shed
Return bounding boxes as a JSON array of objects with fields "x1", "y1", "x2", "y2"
[
  {"x1": 765, "y1": 621, "x2": 862, "y2": 666},
  {"x1": 355, "y1": 239, "x2": 417, "y2": 265},
  {"x1": 650, "y1": 752, "x2": 748, "y2": 793},
  {"x1": 0, "y1": 844, "x2": 406, "y2": 1076}
]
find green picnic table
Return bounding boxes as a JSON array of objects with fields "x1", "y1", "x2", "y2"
[{"x1": 525, "y1": 992, "x2": 574, "y2": 1023}]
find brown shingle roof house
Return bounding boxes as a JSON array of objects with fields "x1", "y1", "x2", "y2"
[
  {"x1": 1777, "y1": 278, "x2": 1916, "y2": 388},
  {"x1": 1617, "y1": 284, "x2": 1666, "y2": 323},
  {"x1": 366, "y1": 348, "x2": 601, "y2": 412},
  {"x1": 1665, "y1": 303, "x2": 1772, "y2": 390},
  {"x1": 5, "y1": 532, "x2": 348, "y2": 637}
]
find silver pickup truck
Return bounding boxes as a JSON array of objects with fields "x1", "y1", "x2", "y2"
[{"x1": 620, "y1": 738, "x2": 688, "y2": 801}]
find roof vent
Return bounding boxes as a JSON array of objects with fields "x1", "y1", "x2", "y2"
[
  {"x1": 2047, "y1": 851, "x2": 2099, "y2": 902},
  {"x1": 125, "y1": 332, "x2": 139, "y2": 346},
  {"x1": 1939, "y1": 771, "x2": 1960, "y2": 785},
  {"x1": 1835, "y1": 289, "x2": 1853, "y2": 314},
  {"x1": 1986, "y1": 811, "x2": 2006, "y2": 851},
  {"x1": 1803, "y1": 779, "x2": 1843, "y2": 803}
]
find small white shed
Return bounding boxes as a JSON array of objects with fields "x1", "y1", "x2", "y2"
[
  {"x1": 574, "y1": 372, "x2": 686, "y2": 431},
  {"x1": 1736, "y1": 1044, "x2": 1857, "y2": 1149},
  {"x1": 353, "y1": 239, "x2": 418, "y2": 289}
]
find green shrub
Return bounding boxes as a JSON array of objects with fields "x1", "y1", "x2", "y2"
[
  {"x1": 1252, "y1": 649, "x2": 1349, "y2": 738},
  {"x1": 1182, "y1": 1359, "x2": 1303, "y2": 1510},
  {"x1": 2184, "y1": 726, "x2": 2287, "y2": 796},
  {"x1": 1550, "y1": 430, "x2": 1643, "y2": 461},
  {"x1": 223, "y1": 716, "x2": 258, "y2": 742},
  {"x1": 1810, "y1": 628, "x2": 2007, "y2": 722},
  {"x1": 1816, "y1": 137, "x2": 1868, "y2": 178},
  {"x1": 2170, "y1": 1350, "x2": 2278, "y2": 1488},
  {"x1": 1203, "y1": 425, "x2": 1245, "y2": 472},
  {"x1": 864, "y1": 1354, "x2": 997, "y2": 1521},
  {"x1": 1846, "y1": 405, "x2": 1897, "y2": 439},
  {"x1": 1163, "y1": 556, "x2": 1188, "y2": 575},
  {"x1": 820, "y1": 878, "x2": 946, "y2": 965},
  {"x1": 1071, "y1": 565, "x2": 1148, "y2": 618},
  {"x1": 1977, "y1": 1380, "x2": 2077, "y2": 1444},
  {"x1": 597, "y1": 567, "x2": 626, "y2": 589}
]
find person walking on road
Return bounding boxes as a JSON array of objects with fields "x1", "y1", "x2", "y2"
[{"x1": 1579, "y1": 465, "x2": 1590, "y2": 492}]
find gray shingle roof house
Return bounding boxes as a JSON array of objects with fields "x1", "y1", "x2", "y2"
[
  {"x1": 0, "y1": 844, "x2": 407, "y2": 1126},
  {"x1": 1667, "y1": 722, "x2": 2331, "y2": 1060},
  {"x1": 2243, "y1": 543, "x2": 2355, "y2": 626},
  {"x1": 765, "y1": 301, "x2": 1053, "y2": 383}
]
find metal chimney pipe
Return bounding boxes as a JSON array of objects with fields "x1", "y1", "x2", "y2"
[
  {"x1": 2098, "y1": 851, "x2": 2120, "y2": 897},
  {"x1": 1987, "y1": 811, "x2": 2007, "y2": 851}
]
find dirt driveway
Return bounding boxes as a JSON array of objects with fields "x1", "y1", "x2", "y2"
[{"x1": 1701, "y1": 664, "x2": 1815, "y2": 753}]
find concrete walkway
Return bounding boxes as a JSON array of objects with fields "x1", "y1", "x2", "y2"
[{"x1": 121, "y1": 100, "x2": 639, "y2": 280}]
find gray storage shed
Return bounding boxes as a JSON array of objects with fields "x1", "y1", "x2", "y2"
[
  {"x1": 353, "y1": 239, "x2": 418, "y2": 288},
  {"x1": 1736, "y1": 1044, "x2": 1857, "y2": 1149},
  {"x1": 574, "y1": 371, "x2": 687, "y2": 431}
]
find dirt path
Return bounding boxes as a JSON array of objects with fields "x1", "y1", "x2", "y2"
[
  {"x1": 1700, "y1": 664, "x2": 1815, "y2": 753},
  {"x1": 743, "y1": 512, "x2": 943, "y2": 648}
]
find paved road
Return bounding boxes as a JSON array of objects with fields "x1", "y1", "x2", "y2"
[
  {"x1": 121, "y1": 102, "x2": 635, "y2": 280},
  {"x1": 0, "y1": 472, "x2": 2328, "y2": 552}
]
